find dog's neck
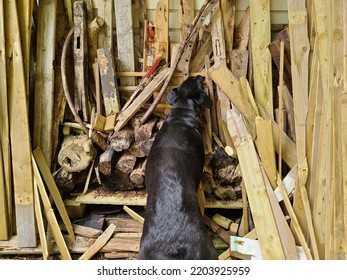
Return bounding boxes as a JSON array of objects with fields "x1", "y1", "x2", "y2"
[{"x1": 166, "y1": 99, "x2": 203, "y2": 132}]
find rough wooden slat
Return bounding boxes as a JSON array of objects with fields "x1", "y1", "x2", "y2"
[
  {"x1": 178, "y1": 0, "x2": 194, "y2": 41},
  {"x1": 114, "y1": 0, "x2": 136, "y2": 86},
  {"x1": 0, "y1": 0, "x2": 11, "y2": 240},
  {"x1": 220, "y1": 0, "x2": 235, "y2": 67},
  {"x1": 73, "y1": 1, "x2": 89, "y2": 122},
  {"x1": 33, "y1": 0, "x2": 57, "y2": 168},
  {"x1": 288, "y1": 0, "x2": 319, "y2": 260},
  {"x1": 4, "y1": 0, "x2": 36, "y2": 247},
  {"x1": 227, "y1": 109, "x2": 285, "y2": 260},
  {"x1": 249, "y1": 0, "x2": 273, "y2": 117},
  {"x1": 33, "y1": 147, "x2": 75, "y2": 242},
  {"x1": 32, "y1": 155, "x2": 71, "y2": 260},
  {"x1": 79, "y1": 224, "x2": 116, "y2": 260},
  {"x1": 343, "y1": 0, "x2": 347, "y2": 260},
  {"x1": 97, "y1": 47, "x2": 121, "y2": 116},
  {"x1": 154, "y1": 0, "x2": 169, "y2": 62}
]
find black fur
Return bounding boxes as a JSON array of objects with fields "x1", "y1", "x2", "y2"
[{"x1": 138, "y1": 75, "x2": 218, "y2": 260}]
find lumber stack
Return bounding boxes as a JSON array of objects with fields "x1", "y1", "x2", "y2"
[{"x1": 0, "y1": 0, "x2": 347, "y2": 260}]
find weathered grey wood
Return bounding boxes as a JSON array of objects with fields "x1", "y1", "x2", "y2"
[
  {"x1": 73, "y1": 1, "x2": 89, "y2": 122},
  {"x1": 114, "y1": 0, "x2": 136, "y2": 86},
  {"x1": 97, "y1": 47, "x2": 121, "y2": 116}
]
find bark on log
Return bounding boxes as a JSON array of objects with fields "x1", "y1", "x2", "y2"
[
  {"x1": 115, "y1": 151, "x2": 137, "y2": 174},
  {"x1": 98, "y1": 146, "x2": 115, "y2": 175},
  {"x1": 110, "y1": 126, "x2": 134, "y2": 152}
]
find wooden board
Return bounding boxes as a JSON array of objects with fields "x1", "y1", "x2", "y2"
[
  {"x1": 153, "y1": 0, "x2": 169, "y2": 62},
  {"x1": 114, "y1": 0, "x2": 136, "y2": 86},
  {"x1": 227, "y1": 109, "x2": 285, "y2": 259},
  {"x1": 249, "y1": 0, "x2": 273, "y2": 117},
  {"x1": 97, "y1": 47, "x2": 121, "y2": 116},
  {"x1": 33, "y1": 0, "x2": 57, "y2": 167},
  {"x1": 4, "y1": 0, "x2": 36, "y2": 247},
  {"x1": 178, "y1": 0, "x2": 194, "y2": 41}
]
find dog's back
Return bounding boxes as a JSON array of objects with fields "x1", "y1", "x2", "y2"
[{"x1": 138, "y1": 76, "x2": 218, "y2": 260}]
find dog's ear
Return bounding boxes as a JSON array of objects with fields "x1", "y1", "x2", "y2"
[
  {"x1": 198, "y1": 90, "x2": 213, "y2": 109},
  {"x1": 167, "y1": 87, "x2": 179, "y2": 105}
]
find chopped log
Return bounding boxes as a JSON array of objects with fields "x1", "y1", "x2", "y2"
[
  {"x1": 134, "y1": 117, "x2": 157, "y2": 142},
  {"x1": 110, "y1": 126, "x2": 135, "y2": 152},
  {"x1": 129, "y1": 159, "x2": 146, "y2": 186},
  {"x1": 100, "y1": 169, "x2": 137, "y2": 191},
  {"x1": 98, "y1": 146, "x2": 115, "y2": 176},
  {"x1": 129, "y1": 141, "x2": 146, "y2": 158},
  {"x1": 58, "y1": 134, "x2": 96, "y2": 172},
  {"x1": 115, "y1": 151, "x2": 137, "y2": 174},
  {"x1": 55, "y1": 167, "x2": 75, "y2": 194},
  {"x1": 97, "y1": 47, "x2": 121, "y2": 116}
]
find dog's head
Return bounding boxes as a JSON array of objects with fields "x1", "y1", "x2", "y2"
[{"x1": 167, "y1": 75, "x2": 212, "y2": 111}]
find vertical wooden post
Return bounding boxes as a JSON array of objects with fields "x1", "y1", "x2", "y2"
[
  {"x1": 153, "y1": 0, "x2": 169, "y2": 62},
  {"x1": 4, "y1": 0, "x2": 36, "y2": 247},
  {"x1": 114, "y1": 0, "x2": 136, "y2": 86},
  {"x1": 249, "y1": 0, "x2": 273, "y2": 117}
]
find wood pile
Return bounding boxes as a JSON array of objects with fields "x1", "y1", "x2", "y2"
[{"x1": 0, "y1": 0, "x2": 346, "y2": 260}]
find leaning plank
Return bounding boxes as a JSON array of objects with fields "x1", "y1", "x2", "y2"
[
  {"x1": 343, "y1": 0, "x2": 347, "y2": 259},
  {"x1": 0, "y1": 0, "x2": 10, "y2": 240},
  {"x1": 4, "y1": 0, "x2": 36, "y2": 247},
  {"x1": 288, "y1": 0, "x2": 319, "y2": 260},
  {"x1": 32, "y1": 156, "x2": 71, "y2": 260},
  {"x1": 178, "y1": 0, "x2": 194, "y2": 41},
  {"x1": 33, "y1": 147, "x2": 75, "y2": 242},
  {"x1": 123, "y1": 206, "x2": 144, "y2": 225},
  {"x1": 95, "y1": 0, "x2": 113, "y2": 49},
  {"x1": 227, "y1": 109, "x2": 285, "y2": 259},
  {"x1": 114, "y1": 66, "x2": 170, "y2": 133},
  {"x1": 33, "y1": 179, "x2": 49, "y2": 260},
  {"x1": 220, "y1": 0, "x2": 235, "y2": 67},
  {"x1": 114, "y1": 0, "x2": 136, "y2": 86},
  {"x1": 249, "y1": 0, "x2": 273, "y2": 117},
  {"x1": 79, "y1": 224, "x2": 116, "y2": 260},
  {"x1": 33, "y1": 0, "x2": 57, "y2": 167},
  {"x1": 97, "y1": 47, "x2": 121, "y2": 116}
]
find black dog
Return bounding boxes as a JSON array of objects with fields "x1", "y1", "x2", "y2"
[{"x1": 138, "y1": 75, "x2": 218, "y2": 260}]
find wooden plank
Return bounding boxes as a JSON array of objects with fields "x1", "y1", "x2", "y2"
[
  {"x1": 97, "y1": 47, "x2": 121, "y2": 116},
  {"x1": 288, "y1": 0, "x2": 319, "y2": 260},
  {"x1": 33, "y1": 0, "x2": 57, "y2": 167},
  {"x1": 249, "y1": 0, "x2": 273, "y2": 117},
  {"x1": 73, "y1": 1, "x2": 89, "y2": 122},
  {"x1": 227, "y1": 109, "x2": 285, "y2": 260},
  {"x1": 95, "y1": 0, "x2": 113, "y2": 49},
  {"x1": 255, "y1": 117, "x2": 277, "y2": 189},
  {"x1": 153, "y1": 0, "x2": 169, "y2": 62},
  {"x1": 114, "y1": 66, "x2": 170, "y2": 133},
  {"x1": 178, "y1": 0, "x2": 194, "y2": 41},
  {"x1": 343, "y1": 0, "x2": 347, "y2": 260},
  {"x1": 4, "y1": 0, "x2": 36, "y2": 247},
  {"x1": 33, "y1": 179, "x2": 49, "y2": 260},
  {"x1": 79, "y1": 224, "x2": 116, "y2": 260},
  {"x1": 33, "y1": 147, "x2": 75, "y2": 242},
  {"x1": 0, "y1": 0, "x2": 11, "y2": 240},
  {"x1": 220, "y1": 0, "x2": 235, "y2": 68},
  {"x1": 32, "y1": 155, "x2": 71, "y2": 260},
  {"x1": 74, "y1": 187, "x2": 243, "y2": 209},
  {"x1": 114, "y1": 0, "x2": 136, "y2": 86},
  {"x1": 123, "y1": 205, "x2": 144, "y2": 225}
]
